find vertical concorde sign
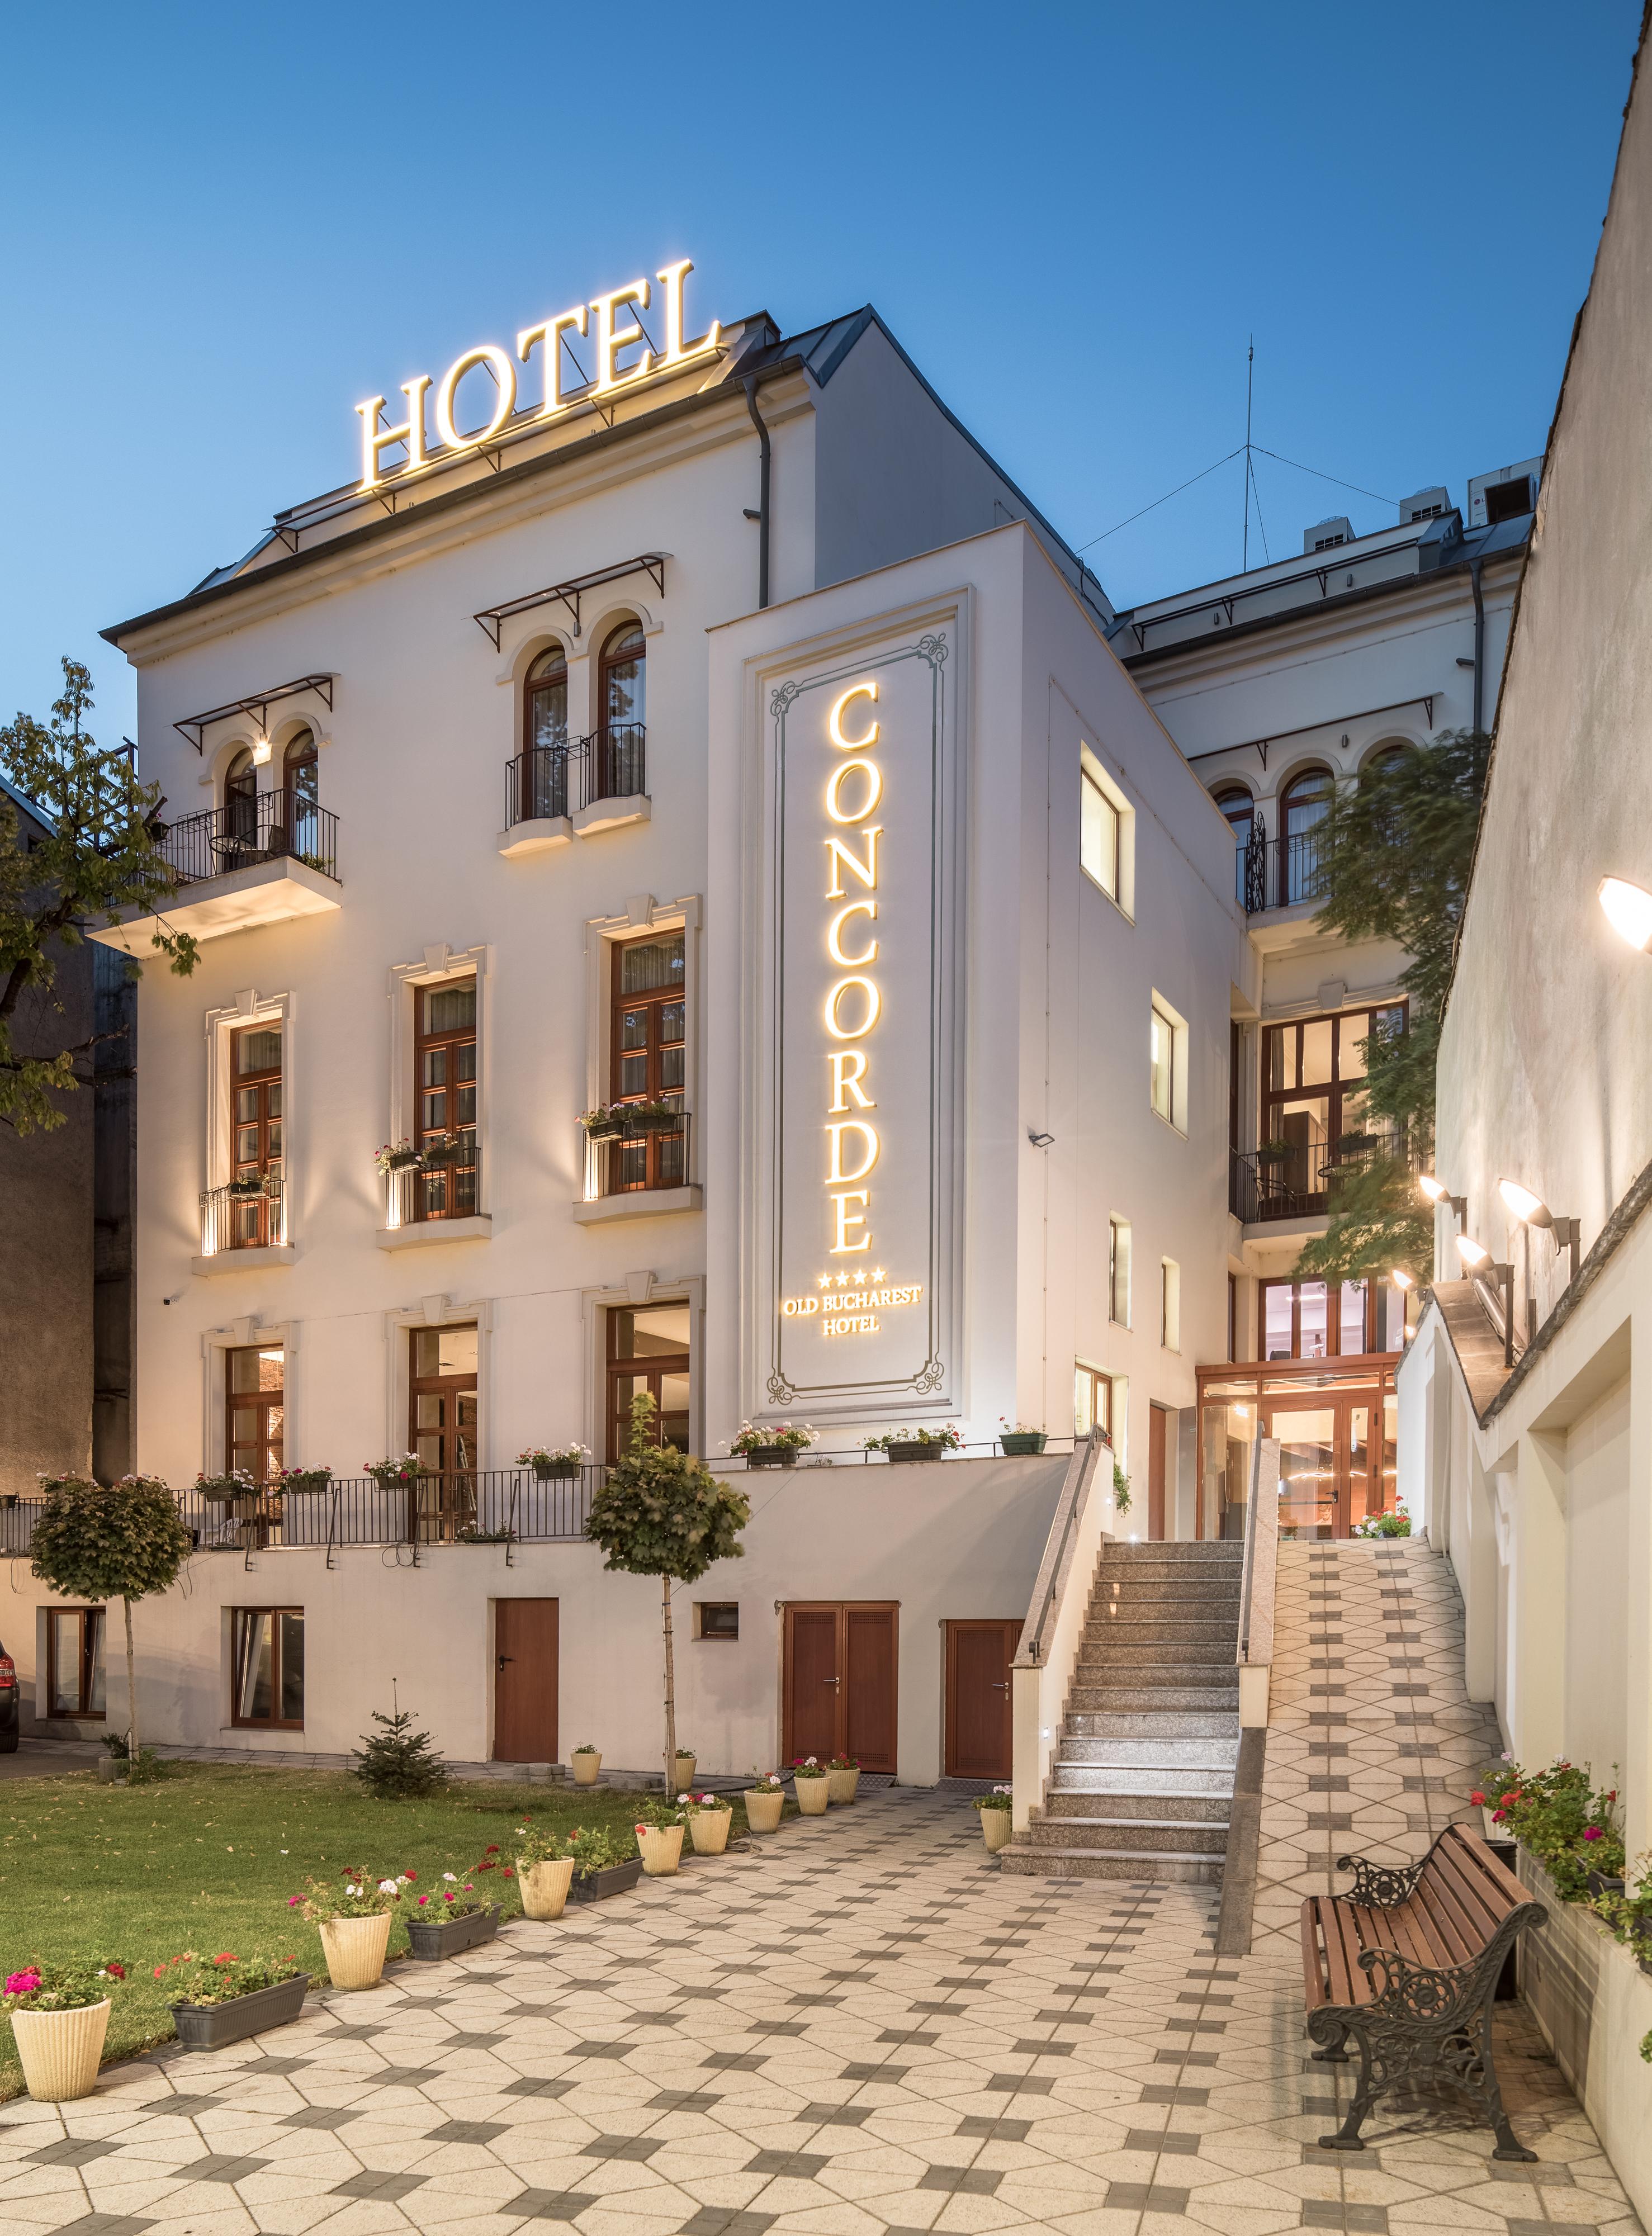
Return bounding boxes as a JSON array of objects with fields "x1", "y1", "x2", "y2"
[{"x1": 754, "y1": 617, "x2": 964, "y2": 1423}]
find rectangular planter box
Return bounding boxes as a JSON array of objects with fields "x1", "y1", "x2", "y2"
[
  {"x1": 886, "y1": 1443, "x2": 943, "y2": 1463},
  {"x1": 1516, "y1": 1850, "x2": 1652, "y2": 2229},
  {"x1": 171, "y1": 1973, "x2": 310, "y2": 2049},
  {"x1": 568, "y1": 1858, "x2": 644, "y2": 1904},
  {"x1": 406, "y1": 1905, "x2": 500, "y2": 1961}
]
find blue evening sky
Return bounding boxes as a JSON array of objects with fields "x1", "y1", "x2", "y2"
[{"x1": 0, "y1": 1, "x2": 1636, "y2": 736}]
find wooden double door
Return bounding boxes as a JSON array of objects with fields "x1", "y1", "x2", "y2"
[
  {"x1": 944, "y1": 1618, "x2": 1021, "y2": 1779},
  {"x1": 783, "y1": 1603, "x2": 897, "y2": 1772},
  {"x1": 494, "y1": 1599, "x2": 558, "y2": 1763}
]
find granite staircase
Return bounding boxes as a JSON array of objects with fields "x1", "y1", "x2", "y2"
[{"x1": 1002, "y1": 1538, "x2": 1243, "y2": 1884}]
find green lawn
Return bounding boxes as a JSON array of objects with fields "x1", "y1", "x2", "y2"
[{"x1": 0, "y1": 1763, "x2": 757, "y2": 2097}]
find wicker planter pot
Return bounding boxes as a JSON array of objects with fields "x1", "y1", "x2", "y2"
[
  {"x1": 794, "y1": 1777, "x2": 830, "y2": 1816},
  {"x1": 406, "y1": 1905, "x2": 499, "y2": 1962},
  {"x1": 980, "y1": 1809, "x2": 1014, "y2": 1853},
  {"x1": 1000, "y1": 1432, "x2": 1047, "y2": 1456},
  {"x1": 827, "y1": 1767, "x2": 860, "y2": 1805},
  {"x1": 171, "y1": 1974, "x2": 309, "y2": 2050},
  {"x1": 671, "y1": 1753, "x2": 697, "y2": 1791},
  {"x1": 637, "y1": 1824, "x2": 685, "y2": 1876},
  {"x1": 743, "y1": 1447, "x2": 798, "y2": 1469},
  {"x1": 689, "y1": 1809, "x2": 731, "y2": 1856},
  {"x1": 318, "y1": 1911, "x2": 392, "y2": 1991},
  {"x1": 518, "y1": 1858, "x2": 576, "y2": 1919},
  {"x1": 744, "y1": 1790, "x2": 784, "y2": 1833},
  {"x1": 568, "y1": 1858, "x2": 644, "y2": 1903},
  {"x1": 886, "y1": 1443, "x2": 943, "y2": 1463},
  {"x1": 11, "y1": 2000, "x2": 110, "y2": 2101},
  {"x1": 571, "y1": 1752, "x2": 602, "y2": 1786}
]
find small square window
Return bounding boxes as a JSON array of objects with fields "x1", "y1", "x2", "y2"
[
  {"x1": 697, "y1": 1603, "x2": 739, "y2": 1641},
  {"x1": 1109, "y1": 1217, "x2": 1132, "y2": 1327},
  {"x1": 1081, "y1": 771, "x2": 1119, "y2": 899}
]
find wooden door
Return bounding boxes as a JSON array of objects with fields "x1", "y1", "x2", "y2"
[
  {"x1": 494, "y1": 1599, "x2": 558, "y2": 1763},
  {"x1": 945, "y1": 1618, "x2": 1021, "y2": 1778},
  {"x1": 1148, "y1": 1405, "x2": 1168, "y2": 1541},
  {"x1": 783, "y1": 1603, "x2": 898, "y2": 1772}
]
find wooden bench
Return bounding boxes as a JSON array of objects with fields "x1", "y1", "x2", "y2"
[{"x1": 1300, "y1": 1823, "x2": 1546, "y2": 2159}]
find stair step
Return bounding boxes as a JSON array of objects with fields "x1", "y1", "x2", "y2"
[
  {"x1": 1079, "y1": 1644, "x2": 1234, "y2": 1666},
  {"x1": 1027, "y1": 1815, "x2": 1229, "y2": 1854},
  {"x1": 1082, "y1": 1622, "x2": 1237, "y2": 1642},
  {"x1": 1074, "y1": 1665, "x2": 1238, "y2": 1691},
  {"x1": 1068, "y1": 1687, "x2": 1238, "y2": 1713},
  {"x1": 1059, "y1": 1735, "x2": 1238, "y2": 1767},
  {"x1": 1001, "y1": 1842, "x2": 1223, "y2": 1884},
  {"x1": 1065, "y1": 1711, "x2": 1239, "y2": 1740},
  {"x1": 1091, "y1": 1579, "x2": 1243, "y2": 1601},
  {"x1": 1043, "y1": 1788, "x2": 1231, "y2": 1823},
  {"x1": 1052, "y1": 1766, "x2": 1234, "y2": 1796}
]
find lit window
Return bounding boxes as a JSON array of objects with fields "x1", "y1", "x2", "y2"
[
  {"x1": 1161, "y1": 1259, "x2": 1181, "y2": 1353},
  {"x1": 1150, "y1": 1004, "x2": 1176, "y2": 1122},
  {"x1": 1081, "y1": 771, "x2": 1119, "y2": 899},
  {"x1": 230, "y1": 1607, "x2": 305, "y2": 1728},
  {"x1": 1074, "y1": 1364, "x2": 1113, "y2": 1439},
  {"x1": 1109, "y1": 1218, "x2": 1131, "y2": 1327}
]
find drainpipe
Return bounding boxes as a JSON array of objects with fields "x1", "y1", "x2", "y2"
[
  {"x1": 1469, "y1": 555, "x2": 1485, "y2": 733},
  {"x1": 743, "y1": 375, "x2": 771, "y2": 610}
]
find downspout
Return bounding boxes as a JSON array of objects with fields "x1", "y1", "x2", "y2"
[
  {"x1": 1469, "y1": 555, "x2": 1485, "y2": 734},
  {"x1": 743, "y1": 375, "x2": 771, "y2": 610}
]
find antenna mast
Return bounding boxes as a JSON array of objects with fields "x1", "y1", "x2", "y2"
[{"x1": 1243, "y1": 338, "x2": 1255, "y2": 571}]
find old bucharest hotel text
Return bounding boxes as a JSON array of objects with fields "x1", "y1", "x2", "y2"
[{"x1": 15, "y1": 257, "x2": 1450, "y2": 1792}]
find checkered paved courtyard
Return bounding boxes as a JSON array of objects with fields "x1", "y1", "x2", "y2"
[{"x1": 0, "y1": 1541, "x2": 1640, "y2": 2236}]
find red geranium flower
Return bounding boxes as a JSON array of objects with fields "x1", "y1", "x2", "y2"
[
  {"x1": 1583, "y1": 1826, "x2": 1603, "y2": 1841},
  {"x1": 1470, "y1": 1790, "x2": 1486, "y2": 1806},
  {"x1": 485, "y1": 1845, "x2": 499, "y2": 1855},
  {"x1": 105, "y1": 1961, "x2": 127, "y2": 1980}
]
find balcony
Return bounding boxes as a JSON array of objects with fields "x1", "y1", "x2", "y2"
[
  {"x1": 572, "y1": 1106, "x2": 700, "y2": 1225},
  {"x1": 1236, "y1": 827, "x2": 1327, "y2": 917},
  {"x1": 377, "y1": 1139, "x2": 491, "y2": 1249},
  {"x1": 499, "y1": 725, "x2": 648, "y2": 856},
  {"x1": 1231, "y1": 1122, "x2": 1408, "y2": 1225},
  {"x1": 193, "y1": 1174, "x2": 293, "y2": 1275},
  {"x1": 90, "y1": 793, "x2": 342, "y2": 951}
]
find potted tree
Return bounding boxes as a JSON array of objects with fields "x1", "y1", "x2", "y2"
[
  {"x1": 726, "y1": 1422, "x2": 818, "y2": 1470},
  {"x1": 514, "y1": 1822, "x2": 579, "y2": 1919},
  {"x1": 998, "y1": 1419, "x2": 1048, "y2": 1457},
  {"x1": 744, "y1": 1771, "x2": 785, "y2": 1834},
  {"x1": 406, "y1": 1867, "x2": 501, "y2": 1960},
  {"x1": 162, "y1": 1953, "x2": 309, "y2": 2050},
  {"x1": 29, "y1": 1474, "x2": 192, "y2": 1774},
  {"x1": 974, "y1": 1787, "x2": 1014, "y2": 1852},
  {"x1": 686, "y1": 1792, "x2": 732, "y2": 1855},
  {"x1": 288, "y1": 1870, "x2": 413, "y2": 1991},
  {"x1": 584, "y1": 1391, "x2": 750, "y2": 1796},
  {"x1": 519, "y1": 1443, "x2": 590, "y2": 1481},
  {"x1": 570, "y1": 1742, "x2": 602, "y2": 1787},
  {"x1": 792, "y1": 1757, "x2": 831, "y2": 1815},
  {"x1": 3, "y1": 1960, "x2": 127, "y2": 2102}
]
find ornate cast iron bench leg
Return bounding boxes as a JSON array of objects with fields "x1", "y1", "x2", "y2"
[
  {"x1": 1318, "y1": 2019, "x2": 1382, "y2": 2151},
  {"x1": 1307, "y1": 2008, "x2": 1351, "y2": 2064}
]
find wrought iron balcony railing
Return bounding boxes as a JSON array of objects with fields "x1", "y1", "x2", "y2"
[
  {"x1": 581, "y1": 1106, "x2": 689, "y2": 1201},
  {"x1": 504, "y1": 724, "x2": 648, "y2": 830},
  {"x1": 1232, "y1": 1123, "x2": 1409, "y2": 1224},
  {"x1": 157, "y1": 793, "x2": 339, "y2": 883},
  {"x1": 381, "y1": 1138, "x2": 481, "y2": 1228},
  {"x1": 1236, "y1": 825, "x2": 1329, "y2": 915},
  {"x1": 200, "y1": 1174, "x2": 286, "y2": 1254}
]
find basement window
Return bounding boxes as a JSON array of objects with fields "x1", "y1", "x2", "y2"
[{"x1": 695, "y1": 1603, "x2": 739, "y2": 1641}]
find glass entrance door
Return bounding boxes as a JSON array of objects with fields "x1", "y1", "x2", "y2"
[{"x1": 1268, "y1": 1405, "x2": 1339, "y2": 1538}]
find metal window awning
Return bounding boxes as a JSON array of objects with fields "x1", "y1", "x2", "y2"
[
  {"x1": 1189, "y1": 694, "x2": 1436, "y2": 770},
  {"x1": 472, "y1": 553, "x2": 666, "y2": 652},
  {"x1": 173, "y1": 674, "x2": 336, "y2": 755}
]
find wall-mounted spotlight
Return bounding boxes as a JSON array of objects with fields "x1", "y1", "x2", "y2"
[
  {"x1": 1599, "y1": 875, "x2": 1652, "y2": 952},
  {"x1": 1027, "y1": 1130, "x2": 1055, "y2": 1149},
  {"x1": 1418, "y1": 1173, "x2": 1468, "y2": 1220},
  {"x1": 1454, "y1": 1234, "x2": 1516, "y2": 1366},
  {"x1": 1389, "y1": 1268, "x2": 1414, "y2": 1291},
  {"x1": 250, "y1": 735, "x2": 273, "y2": 766},
  {"x1": 1498, "y1": 1178, "x2": 1582, "y2": 1283}
]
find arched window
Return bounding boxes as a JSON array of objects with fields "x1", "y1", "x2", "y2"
[
  {"x1": 225, "y1": 747, "x2": 258, "y2": 851},
  {"x1": 1215, "y1": 786, "x2": 1253, "y2": 847},
  {"x1": 523, "y1": 647, "x2": 569, "y2": 822},
  {"x1": 1216, "y1": 787, "x2": 1257, "y2": 909},
  {"x1": 598, "y1": 620, "x2": 646, "y2": 800},
  {"x1": 1280, "y1": 767, "x2": 1332, "y2": 904},
  {"x1": 282, "y1": 728, "x2": 318, "y2": 860}
]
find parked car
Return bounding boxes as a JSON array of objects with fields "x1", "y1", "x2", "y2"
[{"x1": 0, "y1": 1640, "x2": 17, "y2": 1750}]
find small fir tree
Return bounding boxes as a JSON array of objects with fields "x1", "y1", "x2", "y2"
[
  {"x1": 584, "y1": 1393, "x2": 750, "y2": 1790},
  {"x1": 352, "y1": 1688, "x2": 449, "y2": 1798},
  {"x1": 29, "y1": 1474, "x2": 192, "y2": 1764}
]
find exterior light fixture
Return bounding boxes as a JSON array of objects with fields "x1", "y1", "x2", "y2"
[
  {"x1": 1599, "y1": 875, "x2": 1652, "y2": 952},
  {"x1": 1498, "y1": 1177, "x2": 1582, "y2": 1283},
  {"x1": 1389, "y1": 1268, "x2": 1414, "y2": 1290},
  {"x1": 1455, "y1": 1234, "x2": 1517, "y2": 1367},
  {"x1": 1419, "y1": 1173, "x2": 1468, "y2": 1220},
  {"x1": 1027, "y1": 1129, "x2": 1055, "y2": 1149},
  {"x1": 1455, "y1": 1234, "x2": 1489, "y2": 1269},
  {"x1": 250, "y1": 735, "x2": 272, "y2": 766}
]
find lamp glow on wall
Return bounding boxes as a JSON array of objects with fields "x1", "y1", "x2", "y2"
[
  {"x1": 1599, "y1": 875, "x2": 1652, "y2": 951},
  {"x1": 1455, "y1": 1232, "x2": 1516, "y2": 1368},
  {"x1": 1498, "y1": 1177, "x2": 1582, "y2": 1283},
  {"x1": 1418, "y1": 1172, "x2": 1468, "y2": 1220}
]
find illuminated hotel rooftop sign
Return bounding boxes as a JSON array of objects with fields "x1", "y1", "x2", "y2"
[{"x1": 354, "y1": 260, "x2": 720, "y2": 492}]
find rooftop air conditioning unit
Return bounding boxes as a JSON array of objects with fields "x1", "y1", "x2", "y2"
[
  {"x1": 1398, "y1": 486, "x2": 1450, "y2": 525},
  {"x1": 1304, "y1": 515, "x2": 1354, "y2": 555},
  {"x1": 1467, "y1": 458, "x2": 1542, "y2": 528}
]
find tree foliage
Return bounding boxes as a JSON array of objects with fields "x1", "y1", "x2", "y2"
[
  {"x1": 30, "y1": 1474, "x2": 192, "y2": 1604},
  {"x1": 352, "y1": 1701, "x2": 449, "y2": 1798},
  {"x1": 0, "y1": 657, "x2": 198, "y2": 1134},
  {"x1": 585, "y1": 1396, "x2": 751, "y2": 1585},
  {"x1": 1293, "y1": 728, "x2": 1491, "y2": 1285}
]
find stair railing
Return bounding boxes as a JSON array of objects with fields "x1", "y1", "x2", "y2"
[
  {"x1": 1236, "y1": 1433, "x2": 1281, "y2": 1725},
  {"x1": 1009, "y1": 1427, "x2": 1111, "y2": 1834}
]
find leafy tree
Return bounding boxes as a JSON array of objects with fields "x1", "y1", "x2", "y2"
[
  {"x1": 0, "y1": 657, "x2": 198, "y2": 1135},
  {"x1": 352, "y1": 1691, "x2": 448, "y2": 1798},
  {"x1": 1293, "y1": 728, "x2": 1491, "y2": 1286},
  {"x1": 29, "y1": 1474, "x2": 192, "y2": 1764},
  {"x1": 584, "y1": 1394, "x2": 750, "y2": 1790}
]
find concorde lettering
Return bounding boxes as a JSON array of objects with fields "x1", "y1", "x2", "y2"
[
  {"x1": 821, "y1": 680, "x2": 883, "y2": 1262},
  {"x1": 354, "y1": 260, "x2": 719, "y2": 491}
]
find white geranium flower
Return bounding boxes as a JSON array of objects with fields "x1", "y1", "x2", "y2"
[
  {"x1": 378, "y1": 1878, "x2": 398, "y2": 1894},
  {"x1": 443, "y1": 1872, "x2": 457, "y2": 1882},
  {"x1": 344, "y1": 1883, "x2": 361, "y2": 1898}
]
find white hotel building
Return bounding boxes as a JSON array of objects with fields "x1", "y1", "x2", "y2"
[{"x1": 8, "y1": 280, "x2": 1252, "y2": 1785}]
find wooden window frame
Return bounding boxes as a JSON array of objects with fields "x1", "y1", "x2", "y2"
[
  {"x1": 46, "y1": 1607, "x2": 104, "y2": 1721},
  {"x1": 695, "y1": 1603, "x2": 740, "y2": 1641},
  {"x1": 1258, "y1": 1275, "x2": 1383, "y2": 1363},
  {"x1": 523, "y1": 647, "x2": 569, "y2": 823},
  {"x1": 1074, "y1": 1363, "x2": 1113, "y2": 1440},
  {"x1": 413, "y1": 975, "x2": 479, "y2": 1222},
  {"x1": 597, "y1": 619, "x2": 646, "y2": 799},
  {"x1": 605, "y1": 1305, "x2": 692, "y2": 1462},
  {"x1": 1279, "y1": 765, "x2": 1333, "y2": 906},
  {"x1": 1080, "y1": 769, "x2": 1119, "y2": 899},
  {"x1": 1260, "y1": 1002, "x2": 1409, "y2": 1207},
  {"x1": 282, "y1": 727, "x2": 318, "y2": 837},
  {"x1": 230, "y1": 1024, "x2": 282, "y2": 1249},
  {"x1": 409, "y1": 1325, "x2": 479, "y2": 1537},
  {"x1": 1108, "y1": 1216, "x2": 1131, "y2": 1327},
  {"x1": 1150, "y1": 1000, "x2": 1178, "y2": 1124},
  {"x1": 229, "y1": 1605, "x2": 305, "y2": 1730},
  {"x1": 608, "y1": 934, "x2": 685, "y2": 1194},
  {"x1": 226, "y1": 1343, "x2": 285, "y2": 1484}
]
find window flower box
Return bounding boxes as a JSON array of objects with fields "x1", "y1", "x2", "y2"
[
  {"x1": 1000, "y1": 1430, "x2": 1048, "y2": 1456},
  {"x1": 171, "y1": 1973, "x2": 310, "y2": 2049},
  {"x1": 519, "y1": 1444, "x2": 589, "y2": 1480},
  {"x1": 888, "y1": 1442, "x2": 943, "y2": 1463},
  {"x1": 406, "y1": 1903, "x2": 499, "y2": 1962},
  {"x1": 579, "y1": 1107, "x2": 626, "y2": 1140},
  {"x1": 624, "y1": 1102, "x2": 683, "y2": 1134},
  {"x1": 567, "y1": 1858, "x2": 644, "y2": 1903},
  {"x1": 728, "y1": 1422, "x2": 816, "y2": 1468},
  {"x1": 865, "y1": 1427, "x2": 962, "y2": 1462}
]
